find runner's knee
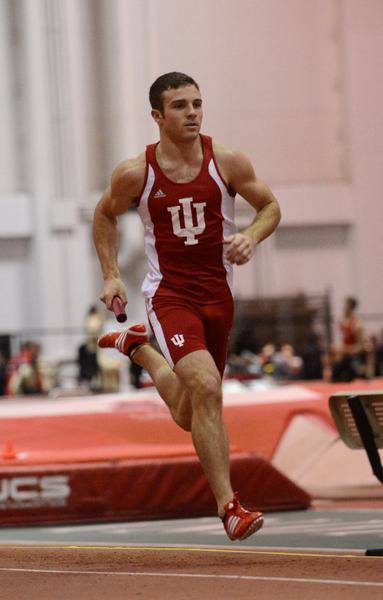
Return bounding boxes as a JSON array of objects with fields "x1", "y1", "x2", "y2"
[{"x1": 189, "y1": 371, "x2": 222, "y2": 412}]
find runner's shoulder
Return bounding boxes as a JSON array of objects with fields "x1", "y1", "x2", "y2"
[
  {"x1": 111, "y1": 152, "x2": 147, "y2": 198},
  {"x1": 212, "y1": 139, "x2": 255, "y2": 184},
  {"x1": 212, "y1": 139, "x2": 249, "y2": 168},
  {"x1": 212, "y1": 139, "x2": 252, "y2": 188}
]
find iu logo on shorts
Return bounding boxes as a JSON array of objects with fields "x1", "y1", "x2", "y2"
[
  {"x1": 171, "y1": 334, "x2": 185, "y2": 347},
  {"x1": 167, "y1": 197, "x2": 206, "y2": 246}
]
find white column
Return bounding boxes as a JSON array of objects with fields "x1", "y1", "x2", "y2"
[
  {"x1": 98, "y1": 0, "x2": 154, "y2": 170},
  {"x1": 20, "y1": 0, "x2": 92, "y2": 358},
  {"x1": 342, "y1": 0, "x2": 383, "y2": 329},
  {"x1": 234, "y1": 200, "x2": 277, "y2": 298},
  {"x1": 0, "y1": 0, "x2": 17, "y2": 192},
  {"x1": 49, "y1": 0, "x2": 97, "y2": 327},
  {"x1": 253, "y1": 236, "x2": 277, "y2": 298},
  {"x1": 21, "y1": 0, "x2": 56, "y2": 334}
]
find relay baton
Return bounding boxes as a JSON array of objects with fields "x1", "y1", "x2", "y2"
[{"x1": 112, "y1": 296, "x2": 127, "y2": 323}]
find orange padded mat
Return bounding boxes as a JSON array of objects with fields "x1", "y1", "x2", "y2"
[{"x1": 0, "y1": 379, "x2": 381, "y2": 525}]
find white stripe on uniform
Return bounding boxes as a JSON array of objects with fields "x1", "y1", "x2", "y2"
[
  {"x1": 137, "y1": 165, "x2": 163, "y2": 299},
  {"x1": 146, "y1": 299, "x2": 174, "y2": 368},
  {"x1": 208, "y1": 158, "x2": 235, "y2": 293}
]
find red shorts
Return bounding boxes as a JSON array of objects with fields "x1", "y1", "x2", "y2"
[{"x1": 146, "y1": 294, "x2": 234, "y2": 377}]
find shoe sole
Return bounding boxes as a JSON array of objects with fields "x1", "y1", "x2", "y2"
[
  {"x1": 239, "y1": 515, "x2": 264, "y2": 541},
  {"x1": 226, "y1": 514, "x2": 264, "y2": 541},
  {"x1": 225, "y1": 514, "x2": 264, "y2": 541}
]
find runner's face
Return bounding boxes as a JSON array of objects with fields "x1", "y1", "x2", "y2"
[{"x1": 154, "y1": 85, "x2": 203, "y2": 141}]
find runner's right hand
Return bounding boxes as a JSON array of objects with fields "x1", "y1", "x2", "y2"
[{"x1": 99, "y1": 276, "x2": 128, "y2": 311}]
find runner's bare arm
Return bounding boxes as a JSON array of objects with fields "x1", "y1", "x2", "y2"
[
  {"x1": 92, "y1": 156, "x2": 146, "y2": 309},
  {"x1": 216, "y1": 145, "x2": 281, "y2": 265}
]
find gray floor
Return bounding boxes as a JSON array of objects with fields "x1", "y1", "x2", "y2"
[{"x1": 1, "y1": 509, "x2": 382, "y2": 553}]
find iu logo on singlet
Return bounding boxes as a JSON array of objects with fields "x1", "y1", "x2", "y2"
[
  {"x1": 167, "y1": 197, "x2": 206, "y2": 246},
  {"x1": 171, "y1": 334, "x2": 185, "y2": 347}
]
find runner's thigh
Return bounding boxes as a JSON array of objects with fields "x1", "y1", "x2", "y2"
[
  {"x1": 147, "y1": 297, "x2": 207, "y2": 369},
  {"x1": 203, "y1": 298, "x2": 234, "y2": 378}
]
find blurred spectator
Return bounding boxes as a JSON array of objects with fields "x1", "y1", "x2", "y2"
[
  {"x1": 227, "y1": 352, "x2": 245, "y2": 376},
  {"x1": 78, "y1": 304, "x2": 123, "y2": 393},
  {"x1": 339, "y1": 296, "x2": 364, "y2": 354},
  {"x1": 6, "y1": 341, "x2": 33, "y2": 390},
  {"x1": 6, "y1": 341, "x2": 53, "y2": 395},
  {"x1": 97, "y1": 349, "x2": 122, "y2": 392},
  {"x1": 97, "y1": 309, "x2": 125, "y2": 392},
  {"x1": 85, "y1": 305, "x2": 104, "y2": 338},
  {"x1": 328, "y1": 338, "x2": 376, "y2": 382},
  {"x1": 130, "y1": 361, "x2": 144, "y2": 389},
  {"x1": 0, "y1": 351, "x2": 7, "y2": 396},
  {"x1": 228, "y1": 349, "x2": 263, "y2": 379},
  {"x1": 77, "y1": 338, "x2": 100, "y2": 391},
  {"x1": 375, "y1": 330, "x2": 383, "y2": 376},
  {"x1": 361, "y1": 335, "x2": 376, "y2": 379},
  {"x1": 301, "y1": 333, "x2": 324, "y2": 380},
  {"x1": 329, "y1": 296, "x2": 366, "y2": 382},
  {"x1": 258, "y1": 343, "x2": 277, "y2": 377},
  {"x1": 272, "y1": 343, "x2": 303, "y2": 380},
  {"x1": 227, "y1": 342, "x2": 304, "y2": 381},
  {"x1": 326, "y1": 343, "x2": 355, "y2": 382},
  {"x1": 77, "y1": 305, "x2": 104, "y2": 391}
]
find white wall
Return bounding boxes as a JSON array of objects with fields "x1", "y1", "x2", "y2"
[
  {"x1": 1, "y1": 0, "x2": 382, "y2": 359},
  {"x1": 151, "y1": 0, "x2": 347, "y2": 184},
  {"x1": 342, "y1": 0, "x2": 383, "y2": 328}
]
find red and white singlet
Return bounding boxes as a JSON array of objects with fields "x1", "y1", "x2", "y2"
[{"x1": 137, "y1": 134, "x2": 236, "y2": 303}]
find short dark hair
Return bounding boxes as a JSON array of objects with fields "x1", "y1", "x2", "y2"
[{"x1": 149, "y1": 72, "x2": 200, "y2": 112}]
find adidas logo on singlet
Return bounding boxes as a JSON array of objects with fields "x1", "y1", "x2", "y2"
[{"x1": 154, "y1": 189, "x2": 166, "y2": 198}]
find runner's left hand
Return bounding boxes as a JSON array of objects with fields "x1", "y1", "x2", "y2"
[{"x1": 223, "y1": 233, "x2": 255, "y2": 265}]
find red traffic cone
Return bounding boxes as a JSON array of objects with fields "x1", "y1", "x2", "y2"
[{"x1": 2, "y1": 441, "x2": 17, "y2": 460}]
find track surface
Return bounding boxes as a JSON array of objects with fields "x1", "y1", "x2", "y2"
[
  {"x1": 0, "y1": 545, "x2": 382, "y2": 600},
  {"x1": 1, "y1": 508, "x2": 383, "y2": 599}
]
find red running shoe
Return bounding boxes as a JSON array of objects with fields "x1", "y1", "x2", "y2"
[
  {"x1": 98, "y1": 324, "x2": 149, "y2": 359},
  {"x1": 223, "y1": 492, "x2": 264, "y2": 541}
]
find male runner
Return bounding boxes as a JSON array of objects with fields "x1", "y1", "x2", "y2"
[{"x1": 93, "y1": 72, "x2": 281, "y2": 541}]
